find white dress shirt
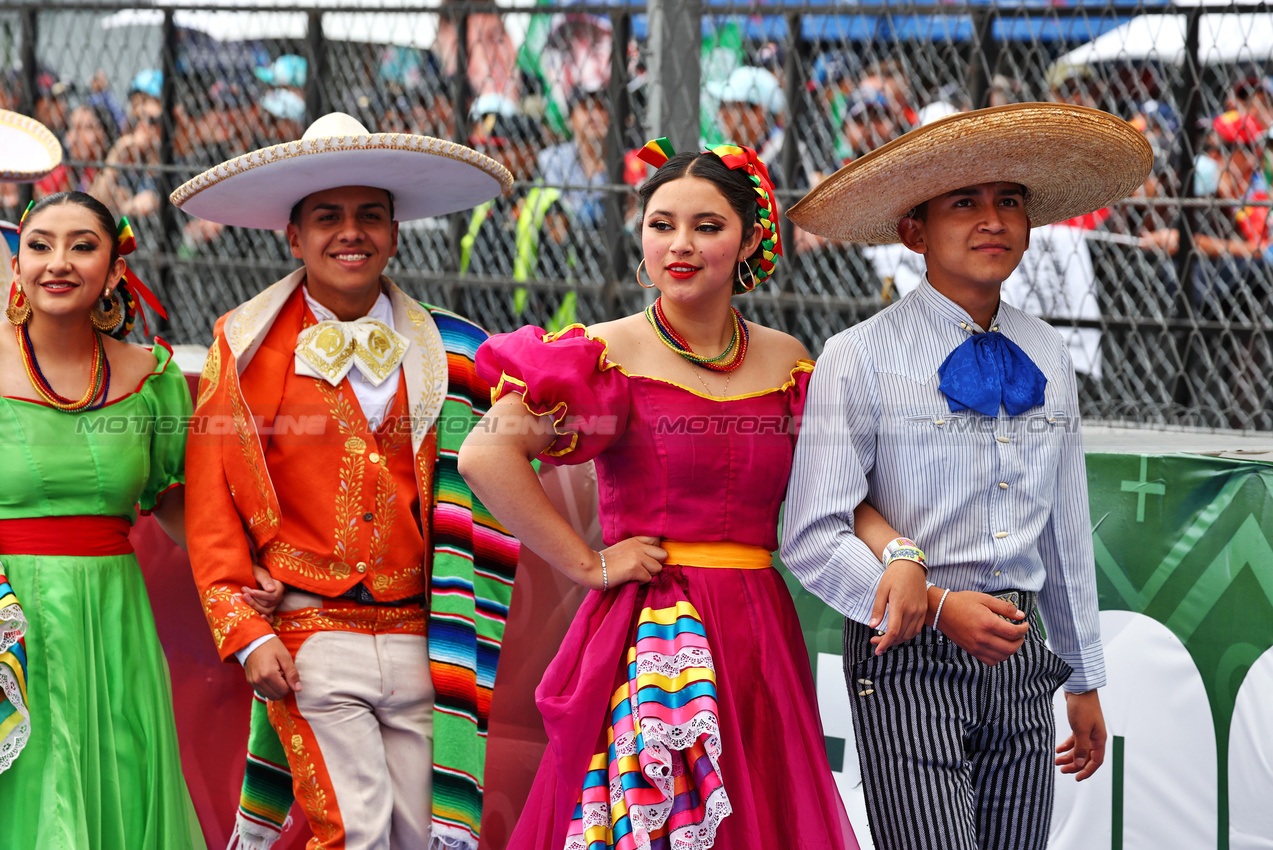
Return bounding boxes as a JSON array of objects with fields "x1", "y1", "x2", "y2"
[{"x1": 781, "y1": 276, "x2": 1106, "y2": 692}]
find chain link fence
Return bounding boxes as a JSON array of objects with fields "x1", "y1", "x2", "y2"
[{"x1": 3, "y1": 1, "x2": 1272, "y2": 429}]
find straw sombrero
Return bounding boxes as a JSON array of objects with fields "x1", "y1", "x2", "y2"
[
  {"x1": 0, "y1": 110, "x2": 62, "y2": 183},
  {"x1": 171, "y1": 112, "x2": 513, "y2": 229},
  {"x1": 787, "y1": 102, "x2": 1153, "y2": 245}
]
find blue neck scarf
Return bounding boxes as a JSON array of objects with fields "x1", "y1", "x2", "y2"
[{"x1": 937, "y1": 330, "x2": 1047, "y2": 417}]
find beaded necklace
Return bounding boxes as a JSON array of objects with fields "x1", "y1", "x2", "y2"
[
  {"x1": 16, "y1": 324, "x2": 111, "y2": 411},
  {"x1": 644, "y1": 297, "x2": 749, "y2": 373}
]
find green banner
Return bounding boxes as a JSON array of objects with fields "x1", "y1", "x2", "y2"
[{"x1": 779, "y1": 452, "x2": 1273, "y2": 848}]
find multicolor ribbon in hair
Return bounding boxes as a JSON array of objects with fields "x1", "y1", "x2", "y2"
[
  {"x1": 113, "y1": 216, "x2": 169, "y2": 339},
  {"x1": 635, "y1": 137, "x2": 784, "y2": 287},
  {"x1": 707, "y1": 143, "x2": 783, "y2": 286}
]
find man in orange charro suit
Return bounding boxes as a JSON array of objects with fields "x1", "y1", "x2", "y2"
[{"x1": 171, "y1": 112, "x2": 520, "y2": 850}]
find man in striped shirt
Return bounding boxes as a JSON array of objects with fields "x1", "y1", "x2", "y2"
[{"x1": 781, "y1": 105, "x2": 1154, "y2": 849}]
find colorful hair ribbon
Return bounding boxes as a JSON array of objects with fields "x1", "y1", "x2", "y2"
[
  {"x1": 16, "y1": 200, "x2": 35, "y2": 235},
  {"x1": 637, "y1": 136, "x2": 676, "y2": 169},
  {"x1": 708, "y1": 143, "x2": 784, "y2": 285},
  {"x1": 113, "y1": 216, "x2": 168, "y2": 339}
]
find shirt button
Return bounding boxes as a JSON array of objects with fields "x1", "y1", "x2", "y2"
[
  {"x1": 999, "y1": 482, "x2": 1009, "y2": 489},
  {"x1": 355, "y1": 561, "x2": 368, "y2": 573},
  {"x1": 995, "y1": 435, "x2": 1011, "y2": 444},
  {"x1": 994, "y1": 570, "x2": 1001, "y2": 577},
  {"x1": 363, "y1": 512, "x2": 374, "y2": 522},
  {"x1": 994, "y1": 531, "x2": 1009, "y2": 539},
  {"x1": 368, "y1": 452, "x2": 380, "y2": 463}
]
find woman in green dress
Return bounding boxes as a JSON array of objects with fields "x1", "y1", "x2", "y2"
[{"x1": 0, "y1": 191, "x2": 205, "y2": 849}]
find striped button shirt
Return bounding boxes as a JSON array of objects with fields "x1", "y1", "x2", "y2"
[{"x1": 781, "y1": 277, "x2": 1106, "y2": 692}]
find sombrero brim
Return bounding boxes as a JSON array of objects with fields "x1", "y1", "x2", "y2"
[
  {"x1": 170, "y1": 133, "x2": 513, "y2": 229},
  {"x1": 787, "y1": 102, "x2": 1153, "y2": 245},
  {"x1": 0, "y1": 110, "x2": 62, "y2": 183}
]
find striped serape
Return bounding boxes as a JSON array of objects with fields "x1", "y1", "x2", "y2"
[{"x1": 227, "y1": 693, "x2": 293, "y2": 849}]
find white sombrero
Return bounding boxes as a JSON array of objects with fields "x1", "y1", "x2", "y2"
[
  {"x1": 787, "y1": 102, "x2": 1153, "y2": 245},
  {"x1": 0, "y1": 110, "x2": 62, "y2": 183},
  {"x1": 170, "y1": 112, "x2": 513, "y2": 229}
]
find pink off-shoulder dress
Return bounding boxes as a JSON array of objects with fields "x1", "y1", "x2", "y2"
[{"x1": 478, "y1": 325, "x2": 857, "y2": 850}]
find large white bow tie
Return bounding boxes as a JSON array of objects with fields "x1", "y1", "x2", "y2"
[{"x1": 294, "y1": 317, "x2": 409, "y2": 387}]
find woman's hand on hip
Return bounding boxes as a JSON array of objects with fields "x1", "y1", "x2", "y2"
[{"x1": 593, "y1": 536, "x2": 667, "y2": 589}]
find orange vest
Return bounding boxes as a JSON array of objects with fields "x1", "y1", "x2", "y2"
[{"x1": 251, "y1": 298, "x2": 434, "y2": 601}]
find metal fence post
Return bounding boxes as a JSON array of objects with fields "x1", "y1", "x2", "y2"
[
  {"x1": 1169, "y1": 7, "x2": 1204, "y2": 417},
  {"x1": 443, "y1": 6, "x2": 472, "y2": 306},
  {"x1": 603, "y1": 11, "x2": 632, "y2": 320},
  {"x1": 154, "y1": 7, "x2": 177, "y2": 337},
  {"x1": 967, "y1": 6, "x2": 999, "y2": 109},
  {"x1": 777, "y1": 11, "x2": 805, "y2": 319},
  {"x1": 18, "y1": 8, "x2": 38, "y2": 211},
  {"x1": 648, "y1": 0, "x2": 701, "y2": 152},
  {"x1": 305, "y1": 10, "x2": 326, "y2": 121}
]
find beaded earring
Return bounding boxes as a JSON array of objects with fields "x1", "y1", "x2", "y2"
[
  {"x1": 90, "y1": 288, "x2": 124, "y2": 332},
  {"x1": 6, "y1": 284, "x2": 32, "y2": 326}
]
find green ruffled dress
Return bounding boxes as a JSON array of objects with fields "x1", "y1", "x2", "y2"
[{"x1": 0, "y1": 344, "x2": 206, "y2": 850}]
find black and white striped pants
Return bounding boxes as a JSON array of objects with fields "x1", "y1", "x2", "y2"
[{"x1": 843, "y1": 612, "x2": 1072, "y2": 850}]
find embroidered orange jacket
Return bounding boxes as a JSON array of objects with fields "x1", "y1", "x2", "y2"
[{"x1": 187, "y1": 272, "x2": 451, "y2": 660}]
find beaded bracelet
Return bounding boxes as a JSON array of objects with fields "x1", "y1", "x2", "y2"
[
  {"x1": 599, "y1": 551, "x2": 608, "y2": 591},
  {"x1": 932, "y1": 588, "x2": 952, "y2": 633},
  {"x1": 883, "y1": 537, "x2": 927, "y2": 574}
]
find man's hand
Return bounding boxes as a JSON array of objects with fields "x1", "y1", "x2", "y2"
[
  {"x1": 933, "y1": 590, "x2": 1028, "y2": 665},
  {"x1": 244, "y1": 638, "x2": 301, "y2": 700},
  {"x1": 1056, "y1": 689, "x2": 1106, "y2": 781},
  {"x1": 242, "y1": 564, "x2": 285, "y2": 617},
  {"x1": 869, "y1": 559, "x2": 927, "y2": 654}
]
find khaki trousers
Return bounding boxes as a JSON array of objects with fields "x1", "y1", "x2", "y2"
[{"x1": 269, "y1": 591, "x2": 434, "y2": 850}]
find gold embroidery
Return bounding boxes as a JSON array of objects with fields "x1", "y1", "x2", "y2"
[
  {"x1": 260, "y1": 544, "x2": 352, "y2": 581},
  {"x1": 197, "y1": 341, "x2": 222, "y2": 410},
  {"x1": 200, "y1": 587, "x2": 261, "y2": 651},
  {"x1": 231, "y1": 386, "x2": 278, "y2": 532},
  {"x1": 317, "y1": 383, "x2": 366, "y2": 566},
  {"x1": 275, "y1": 605, "x2": 427, "y2": 636},
  {"x1": 366, "y1": 414, "x2": 416, "y2": 591},
  {"x1": 269, "y1": 702, "x2": 339, "y2": 845},
  {"x1": 388, "y1": 283, "x2": 447, "y2": 452}
]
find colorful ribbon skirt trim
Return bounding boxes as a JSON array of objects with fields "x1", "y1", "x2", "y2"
[
  {"x1": 0, "y1": 571, "x2": 30, "y2": 774},
  {"x1": 0, "y1": 515, "x2": 134, "y2": 556},
  {"x1": 565, "y1": 590, "x2": 731, "y2": 850}
]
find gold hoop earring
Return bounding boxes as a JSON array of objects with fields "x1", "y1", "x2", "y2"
[
  {"x1": 635, "y1": 259, "x2": 657, "y2": 289},
  {"x1": 91, "y1": 289, "x2": 123, "y2": 332},
  {"x1": 6, "y1": 283, "x2": 32, "y2": 326},
  {"x1": 736, "y1": 261, "x2": 758, "y2": 293}
]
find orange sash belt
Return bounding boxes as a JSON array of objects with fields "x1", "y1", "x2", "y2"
[
  {"x1": 660, "y1": 539, "x2": 773, "y2": 570},
  {"x1": 0, "y1": 516, "x2": 134, "y2": 556}
]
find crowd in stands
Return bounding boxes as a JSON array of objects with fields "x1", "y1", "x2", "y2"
[{"x1": 4, "y1": 17, "x2": 1273, "y2": 306}]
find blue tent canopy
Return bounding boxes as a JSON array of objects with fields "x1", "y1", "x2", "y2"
[{"x1": 599, "y1": 0, "x2": 1170, "y2": 44}]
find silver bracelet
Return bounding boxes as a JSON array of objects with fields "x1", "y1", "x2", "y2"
[
  {"x1": 599, "y1": 551, "x2": 608, "y2": 591},
  {"x1": 932, "y1": 587, "x2": 951, "y2": 633}
]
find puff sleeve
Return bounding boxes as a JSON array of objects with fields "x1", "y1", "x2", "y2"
[
  {"x1": 476, "y1": 325, "x2": 629, "y2": 464},
  {"x1": 138, "y1": 341, "x2": 192, "y2": 513}
]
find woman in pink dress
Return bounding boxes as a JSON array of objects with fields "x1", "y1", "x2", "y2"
[{"x1": 459, "y1": 140, "x2": 926, "y2": 849}]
